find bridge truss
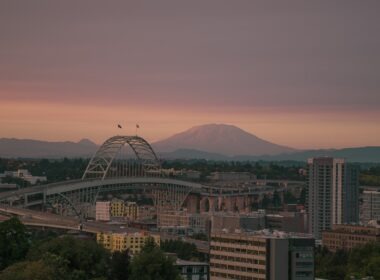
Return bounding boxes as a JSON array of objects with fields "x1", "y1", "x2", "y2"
[
  {"x1": 0, "y1": 135, "x2": 200, "y2": 218},
  {"x1": 82, "y1": 135, "x2": 161, "y2": 180}
]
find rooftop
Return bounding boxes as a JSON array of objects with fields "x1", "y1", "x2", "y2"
[{"x1": 213, "y1": 229, "x2": 313, "y2": 239}]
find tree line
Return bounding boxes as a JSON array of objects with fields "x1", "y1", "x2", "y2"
[{"x1": 0, "y1": 218, "x2": 182, "y2": 280}]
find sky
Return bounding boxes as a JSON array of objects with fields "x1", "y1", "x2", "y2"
[{"x1": 0, "y1": 0, "x2": 379, "y2": 149}]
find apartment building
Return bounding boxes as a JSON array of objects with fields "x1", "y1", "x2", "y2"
[
  {"x1": 306, "y1": 157, "x2": 359, "y2": 239},
  {"x1": 110, "y1": 198, "x2": 126, "y2": 217},
  {"x1": 96, "y1": 231, "x2": 160, "y2": 255},
  {"x1": 95, "y1": 201, "x2": 111, "y2": 221},
  {"x1": 210, "y1": 231, "x2": 314, "y2": 280}
]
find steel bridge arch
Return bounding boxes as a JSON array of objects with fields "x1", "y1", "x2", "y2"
[{"x1": 82, "y1": 135, "x2": 161, "y2": 180}]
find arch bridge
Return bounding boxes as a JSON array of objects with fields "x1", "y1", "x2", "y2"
[{"x1": 0, "y1": 135, "x2": 211, "y2": 217}]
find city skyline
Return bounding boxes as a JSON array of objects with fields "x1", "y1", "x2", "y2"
[{"x1": 1, "y1": 1, "x2": 379, "y2": 148}]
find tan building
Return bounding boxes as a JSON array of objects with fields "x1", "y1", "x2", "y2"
[
  {"x1": 210, "y1": 231, "x2": 314, "y2": 280},
  {"x1": 95, "y1": 201, "x2": 111, "y2": 221},
  {"x1": 110, "y1": 199, "x2": 126, "y2": 217},
  {"x1": 322, "y1": 224, "x2": 380, "y2": 252},
  {"x1": 96, "y1": 231, "x2": 160, "y2": 255},
  {"x1": 125, "y1": 201, "x2": 139, "y2": 220}
]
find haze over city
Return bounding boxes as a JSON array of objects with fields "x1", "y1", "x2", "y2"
[
  {"x1": 1, "y1": 1, "x2": 379, "y2": 149},
  {"x1": 2, "y1": 2, "x2": 380, "y2": 280}
]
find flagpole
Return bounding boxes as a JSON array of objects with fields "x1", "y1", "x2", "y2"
[{"x1": 135, "y1": 124, "x2": 139, "y2": 136}]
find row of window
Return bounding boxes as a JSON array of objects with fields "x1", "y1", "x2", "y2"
[
  {"x1": 211, "y1": 237, "x2": 266, "y2": 247},
  {"x1": 210, "y1": 246, "x2": 266, "y2": 255},
  {"x1": 210, "y1": 254, "x2": 266, "y2": 265},
  {"x1": 210, "y1": 262, "x2": 266, "y2": 274},
  {"x1": 210, "y1": 271, "x2": 264, "y2": 280}
]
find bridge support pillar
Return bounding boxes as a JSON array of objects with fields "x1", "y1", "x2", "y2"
[
  {"x1": 152, "y1": 184, "x2": 191, "y2": 214},
  {"x1": 184, "y1": 194, "x2": 200, "y2": 213}
]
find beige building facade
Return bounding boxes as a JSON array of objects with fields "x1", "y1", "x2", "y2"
[
  {"x1": 96, "y1": 231, "x2": 160, "y2": 255},
  {"x1": 210, "y1": 231, "x2": 314, "y2": 280}
]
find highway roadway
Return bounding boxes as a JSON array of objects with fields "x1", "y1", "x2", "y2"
[{"x1": 0, "y1": 205, "x2": 210, "y2": 253}]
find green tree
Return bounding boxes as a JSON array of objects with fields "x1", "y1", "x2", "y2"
[
  {"x1": 160, "y1": 239, "x2": 200, "y2": 261},
  {"x1": 283, "y1": 190, "x2": 297, "y2": 204},
  {"x1": 272, "y1": 190, "x2": 282, "y2": 207},
  {"x1": 129, "y1": 240, "x2": 181, "y2": 280},
  {"x1": 0, "y1": 217, "x2": 29, "y2": 270},
  {"x1": 27, "y1": 236, "x2": 110, "y2": 279},
  {"x1": 108, "y1": 250, "x2": 130, "y2": 280},
  {"x1": 0, "y1": 260, "x2": 56, "y2": 280}
]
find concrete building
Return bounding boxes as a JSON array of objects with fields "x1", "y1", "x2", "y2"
[
  {"x1": 322, "y1": 224, "x2": 380, "y2": 252},
  {"x1": 306, "y1": 157, "x2": 359, "y2": 239},
  {"x1": 210, "y1": 210, "x2": 307, "y2": 234},
  {"x1": 360, "y1": 189, "x2": 380, "y2": 224},
  {"x1": 95, "y1": 201, "x2": 111, "y2": 221},
  {"x1": 210, "y1": 230, "x2": 314, "y2": 280},
  {"x1": 265, "y1": 211, "x2": 308, "y2": 234},
  {"x1": 125, "y1": 201, "x2": 139, "y2": 220},
  {"x1": 158, "y1": 211, "x2": 210, "y2": 235},
  {"x1": 96, "y1": 231, "x2": 160, "y2": 255},
  {"x1": 110, "y1": 198, "x2": 125, "y2": 217},
  {"x1": 0, "y1": 169, "x2": 47, "y2": 185},
  {"x1": 176, "y1": 259, "x2": 209, "y2": 280},
  {"x1": 210, "y1": 212, "x2": 266, "y2": 233}
]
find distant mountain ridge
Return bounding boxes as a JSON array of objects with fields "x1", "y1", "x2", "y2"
[
  {"x1": 0, "y1": 123, "x2": 379, "y2": 162},
  {"x1": 0, "y1": 138, "x2": 97, "y2": 158},
  {"x1": 158, "y1": 147, "x2": 380, "y2": 162},
  {"x1": 152, "y1": 124, "x2": 296, "y2": 156}
]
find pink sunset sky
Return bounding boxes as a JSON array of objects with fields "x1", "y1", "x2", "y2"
[{"x1": 0, "y1": 1, "x2": 379, "y2": 149}]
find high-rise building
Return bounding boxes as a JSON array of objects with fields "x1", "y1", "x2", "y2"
[
  {"x1": 306, "y1": 157, "x2": 359, "y2": 239},
  {"x1": 209, "y1": 231, "x2": 314, "y2": 280},
  {"x1": 360, "y1": 190, "x2": 380, "y2": 224}
]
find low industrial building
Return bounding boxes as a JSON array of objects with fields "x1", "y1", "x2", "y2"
[
  {"x1": 176, "y1": 259, "x2": 209, "y2": 280},
  {"x1": 322, "y1": 224, "x2": 380, "y2": 252}
]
